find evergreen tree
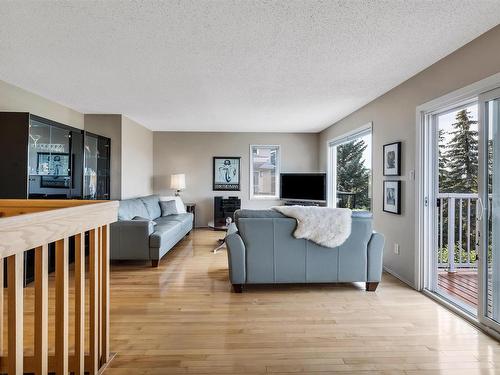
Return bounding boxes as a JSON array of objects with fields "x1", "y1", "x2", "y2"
[
  {"x1": 438, "y1": 128, "x2": 451, "y2": 192},
  {"x1": 443, "y1": 109, "x2": 478, "y2": 193},
  {"x1": 336, "y1": 139, "x2": 370, "y2": 209}
]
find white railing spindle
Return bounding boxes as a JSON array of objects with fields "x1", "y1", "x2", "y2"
[{"x1": 448, "y1": 197, "x2": 456, "y2": 273}]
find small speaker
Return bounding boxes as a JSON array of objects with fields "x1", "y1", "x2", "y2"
[{"x1": 214, "y1": 196, "x2": 241, "y2": 227}]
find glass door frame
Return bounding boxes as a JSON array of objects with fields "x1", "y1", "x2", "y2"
[
  {"x1": 478, "y1": 87, "x2": 500, "y2": 332},
  {"x1": 420, "y1": 99, "x2": 479, "y2": 313}
]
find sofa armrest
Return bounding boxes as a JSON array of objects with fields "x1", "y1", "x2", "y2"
[
  {"x1": 367, "y1": 231, "x2": 385, "y2": 282},
  {"x1": 225, "y1": 231, "x2": 246, "y2": 284},
  {"x1": 117, "y1": 219, "x2": 156, "y2": 234},
  {"x1": 110, "y1": 220, "x2": 154, "y2": 260}
]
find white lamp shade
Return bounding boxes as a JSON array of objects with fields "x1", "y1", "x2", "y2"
[{"x1": 170, "y1": 174, "x2": 186, "y2": 190}]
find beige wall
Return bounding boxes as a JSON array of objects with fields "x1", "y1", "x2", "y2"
[
  {"x1": 0, "y1": 79, "x2": 84, "y2": 129},
  {"x1": 121, "y1": 116, "x2": 154, "y2": 199},
  {"x1": 319, "y1": 25, "x2": 500, "y2": 287},
  {"x1": 0, "y1": 80, "x2": 153, "y2": 200},
  {"x1": 84, "y1": 114, "x2": 122, "y2": 200},
  {"x1": 153, "y1": 132, "x2": 319, "y2": 227},
  {"x1": 84, "y1": 114, "x2": 153, "y2": 200}
]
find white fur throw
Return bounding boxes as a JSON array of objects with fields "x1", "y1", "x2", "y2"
[{"x1": 272, "y1": 206, "x2": 352, "y2": 248}]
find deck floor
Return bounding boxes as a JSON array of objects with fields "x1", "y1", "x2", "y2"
[{"x1": 438, "y1": 270, "x2": 479, "y2": 309}]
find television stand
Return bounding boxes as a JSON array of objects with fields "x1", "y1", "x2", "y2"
[{"x1": 283, "y1": 200, "x2": 326, "y2": 207}]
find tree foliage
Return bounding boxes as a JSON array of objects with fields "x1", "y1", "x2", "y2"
[
  {"x1": 441, "y1": 109, "x2": 478, "y2": 193},
  {"x1": 336, "y1": 139, "x2": 370, "y2": 210}
]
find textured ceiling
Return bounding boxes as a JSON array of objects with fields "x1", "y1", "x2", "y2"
[{"x1": 1, "y1": 1, "x2": 499, "y2": 132}]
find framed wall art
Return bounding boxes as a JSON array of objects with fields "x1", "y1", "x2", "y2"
[
  {"x1": 213, "y1": 157, "x2": 241, "y2": 191},
  {"x1": 383, "y1": 180, "x2": 401, "y2": 214},
  {"x1": 383, "y1": 141, "x2": 401, "y2": 176}
]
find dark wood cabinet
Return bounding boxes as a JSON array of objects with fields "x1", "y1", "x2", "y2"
[
  {"x1": 0, "y1": 112, "x2": 111, "y2": 200},
  {"x1": 0, "y1": 112, "x2": 111, "y2": 285}
]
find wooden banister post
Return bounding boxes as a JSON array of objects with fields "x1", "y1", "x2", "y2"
[
  {"x1": 0, "y1": 258, "x2": 3, "y2": 362},
  {"x1": 55, "y1": 238, "x2": 69, "y2": 374},
  {"x1": 74, "y1": 233, "x2": 85, "y2": 375},
  {"x1": 34, "y1": 245, "x2": 48, "y2": 375},
  {"x1": 8, "y1": 253, "x2": 23, "y2": 375},
  {"x1": 101, "y1": 225, "x2": 110, "y2": 364},
  {"x1": 89, "y1": 228, "x2": 99, "y2": 374}
]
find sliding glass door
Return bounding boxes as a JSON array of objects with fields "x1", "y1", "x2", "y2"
[{"x1": 478, "y1": 88, "x2": 500, "y2": 331}]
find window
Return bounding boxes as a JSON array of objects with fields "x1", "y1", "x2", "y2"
[
  {"x1": 328, "y1": 125, "x2": 372, "y2": 211},
  {"x1": 250, "y1": 145, "x2": 280, "y2": 199}
]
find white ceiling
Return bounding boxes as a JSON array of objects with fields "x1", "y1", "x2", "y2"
[{"x1": 1, "y1": 1, "x2": 499, "y2": 132}]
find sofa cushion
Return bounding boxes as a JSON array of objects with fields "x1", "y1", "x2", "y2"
[
  {"x1": 149, "y1": 221, "x2": 183, "y2": 248},
  {"x1": 140, "y1": 195, "x2": 162, "y2": 220},
  {"x1": 160, "y1": 200, "x2": 178, "y2": 216},
  {"x1": 157, "y1": 213, "x2": 192, "y2": 225},
  {"x1": 118, "y1": 198, "x2": 149, "y2": 221}
]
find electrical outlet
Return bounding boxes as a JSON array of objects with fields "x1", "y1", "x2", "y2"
[{"x1": 394, "y1": 243, "x2": 400, "y2": 255}]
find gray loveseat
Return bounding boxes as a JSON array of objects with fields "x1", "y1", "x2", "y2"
[
  {"x1": 225, "y1": 209, "x2": 384, "y2": 292},
  {"x1": 110, "y1": 195, "x2": 193, "y2": 267}
]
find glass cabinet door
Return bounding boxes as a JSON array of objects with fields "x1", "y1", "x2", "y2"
[
  {"x1": 97, "y1": 136, "x2": 110, "y2": 200},
  {"x1": 84, "y1": 133, "x2": 110, "y2": 200},
  {"x1": 28, "y1": 118, "x2": 72, "y2": 198},
  {"x1": 84, "y1": 134, "x2": 99, "y2": 199}
]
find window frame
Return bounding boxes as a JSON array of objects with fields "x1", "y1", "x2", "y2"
[
  {"x1": 249, "y1": 144, "x2": 281, "y2": 200},
  {"x1": 327, "y1": 123, "x2": 372, "y2": 209}
]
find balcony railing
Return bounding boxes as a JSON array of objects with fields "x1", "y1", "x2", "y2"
[
  {"x1": 437, "y1": 193, "x2": 492, "y2": 272},
  {"x1": 0, "y1": 199, "x2": 118, "y2": 375}
]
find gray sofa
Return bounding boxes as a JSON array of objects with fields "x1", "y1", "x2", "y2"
[
  {"x1": 225, "y1": 209, "x2": 384, "y2": 292},
  {"x1": 110, "y1": 195, "x2": 193, "y2": 267}
]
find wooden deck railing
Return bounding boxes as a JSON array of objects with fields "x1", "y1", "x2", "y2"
[{"x1": 0, "y1": 199, "x2": 118, "y2": 375}]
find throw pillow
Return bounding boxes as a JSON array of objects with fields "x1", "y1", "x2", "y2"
[
  {"x1": 160, "y1": 200, "x2": 178, "y2": 216},
  {"x1": 159, "y1": 196, "x2": 187, "y2": 213}
]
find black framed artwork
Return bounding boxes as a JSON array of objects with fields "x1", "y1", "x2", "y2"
[
  {"x1": 383, "y1": 180, "x2": 401, "y2": 214},
  {"x1": 213, "y1": 157, "x2": 241, "y2": 191},
  {"x1": 383, "y1": 141, "x2": 401, "y2": 176}
]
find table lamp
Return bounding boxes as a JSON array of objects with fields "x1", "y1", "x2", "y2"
[{"x1": 170, "y1": 174, "x2": 186, "y2": 196}]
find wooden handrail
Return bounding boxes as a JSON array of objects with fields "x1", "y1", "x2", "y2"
[{"x1": 0, "y1": 199, "x2": 118, "y2": 375}]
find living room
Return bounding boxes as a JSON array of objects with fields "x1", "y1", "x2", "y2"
[{"x1": 1, "y1": 1, "x2": 500, "y2": 374}]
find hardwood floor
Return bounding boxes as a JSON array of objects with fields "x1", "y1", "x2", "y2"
[{"x1": 102, "y1": 229, "x2": 500, "y2": 374}]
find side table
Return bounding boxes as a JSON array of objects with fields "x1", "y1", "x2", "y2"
[{"x1": 185, "y1": 203, "x2": 196, "y2": 229}]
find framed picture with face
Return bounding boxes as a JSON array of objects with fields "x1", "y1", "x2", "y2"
[
  {"x1": 383, "y1": 142, "x2": 401, "y2": 176},
  {"x1": 213, "y1": 157, "x2": 241, "y2": 191},
  {"x1": 383, "y1": 180, "x2": 401, "y2": 214}
]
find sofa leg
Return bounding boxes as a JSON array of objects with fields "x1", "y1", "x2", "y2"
[
  {"x1": 366, "y1": 282, "x2": 379, "y2": 292},
  {"x1": 232, "y1": 284, "x2": 243, "y2": 293},
  {"x1": 152, "y1": 259, "x2": 160, "y2": 268}
]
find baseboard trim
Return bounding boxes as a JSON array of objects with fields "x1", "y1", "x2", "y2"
[{"x1": 383, "y1": 266, "x2": 416, "y2": 289}]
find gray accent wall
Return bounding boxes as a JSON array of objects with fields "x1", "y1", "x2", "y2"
[
  {"x1": 153, "y1": 132, "x2": 319, "y2": 227},
  {"x1": 319, "y1": 25, "x2": 500, "y2": 288}
]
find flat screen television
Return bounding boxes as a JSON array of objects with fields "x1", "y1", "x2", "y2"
[{"x1": 280, "y1": 173, "x2": 326, "y2": 202}]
